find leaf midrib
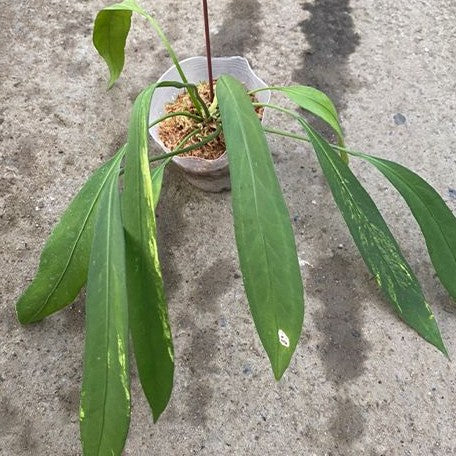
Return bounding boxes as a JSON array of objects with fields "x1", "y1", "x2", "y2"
[
  {"x1": 28, "y1": 152, "x2": 123, "y2": 322},
  {"x1": 368, "y1": 156, "x2": 456, "y2": 270},
  {"x1": 94, "y1": 174, "x2": 115, "y2": 456},
  {"x1": 222, "y1": 80, "x2": 278, "y2": 365},
  {"x1": 306, "y1": 125, "x2": 414, "y2": 314}
]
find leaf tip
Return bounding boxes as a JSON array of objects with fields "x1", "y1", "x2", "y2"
[
  {"x1": 107, "y1": 77, "x2": 117, "y2": 90},
  {"x1": 273, "y1": 367, "x2": 285, "y2": 382},
  {"x1": 151, "y1": 411, "x2": 161, "y2": 424},
  {"x1": 15, "y1": 298, "x2": 33, "y2": 325},
  {"x1": 435, "y1": 338, "x2": 449, "y2": 359},
  {"x1": 270, "y1": 346, "x2": 292, "y2": 382}
]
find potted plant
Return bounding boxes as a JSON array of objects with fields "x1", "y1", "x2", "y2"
[
  {"x1": 149, "y1": 55, "x2": 271, "y2": 192},
  {"x1": 15, "y1": 0, "x2": 456, "y2": 455}
]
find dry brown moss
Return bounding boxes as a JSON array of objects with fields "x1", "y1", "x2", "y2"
[{"x1": 158, "y1": 81, "x2": 263, "y2": 160}]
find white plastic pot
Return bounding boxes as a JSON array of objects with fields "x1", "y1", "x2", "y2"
[{"x1": 149, "y1": 56, "x2": 271, "y2": 192}]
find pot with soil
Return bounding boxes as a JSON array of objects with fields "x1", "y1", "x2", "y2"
[{"x1": 149, "y1": 56, "x2": 271, "y2": 192}]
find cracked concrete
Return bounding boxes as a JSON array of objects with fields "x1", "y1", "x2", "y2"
[{"x1": 1, "y1": 0, "x2": 456, "y2": 454}]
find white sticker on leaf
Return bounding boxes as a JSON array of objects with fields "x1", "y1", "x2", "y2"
[{"x1": 278, "y1": 329, "x2": 290, "y2": 348}]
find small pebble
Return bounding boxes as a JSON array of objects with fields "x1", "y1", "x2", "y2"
[
  {"x1": 393, "y1": 113, "x2": 406, "y2": 125},
  {"x1": 242, "y1": 365, "x2": 252, "y2": 375}
]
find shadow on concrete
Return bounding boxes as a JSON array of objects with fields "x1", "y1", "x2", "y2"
[
  {"x1": 156, "y1": 167, "x2": 189, "y2": 303},
  {"x1": 0, "y1": 397, "x2": 37, "y2": 453},
  {"x1": 212, "y1": 0, "x2": 263, "y2": 56},
  {"x1": 293, "y1": 0, "x2": 360, "y2": 111},
  {"x1": 293, "y1": 0, "x2": 360, "y2": 144},
  {"x1": 156, "y1": 172, "x2": 231, "y2": 427},
  {"x1": 179, "y1": 258, "x2": 236, "y2": 426},
  {"x1": 308, "y1": 253, "x2": 372, "y2": 449}
]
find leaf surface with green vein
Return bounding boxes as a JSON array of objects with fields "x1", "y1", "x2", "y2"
[
  {"x1": 123, "y1": 85, "x2": 174, "y2": 420},
  {"x1": 351, "y1": 152, "x2": 456, "y2": 301},
  {"x1": 16, "y1": 149, "x2": 125, "y2": 324},
  {"x1": 217, "y1": 75, "x2": 304, "y2": 380},
  {"x1": 80, "y1": 156, "x2": 129, "y2": 456},
  {"x1": 300, "y1": 120, "x2": 446, "y2": 354}
]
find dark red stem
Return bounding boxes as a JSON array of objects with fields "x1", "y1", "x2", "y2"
[{"x1": 202, "y1": 0, "x2": 214, "y2": 101}]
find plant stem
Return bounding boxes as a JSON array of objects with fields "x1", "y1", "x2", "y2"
[
  {"x1": 118, "y1": 126, "x2": 221, "y2": 176},
  {"x1": 202, "y1": 0, "x2": 214, "y2": 101},
  {"x1": 263, "y1": 126, "x2": 309, "y2": 143},
  {"x1": 265, "y1": 125, "x2": 354, "y2": 164},
  {"x1": 331, "y1": 144, "x2": 360, "y2": 157},
  {"x1": 247, "y1": 86, "x2": 349, "y2": 165},
  {"x1": 156, "y1": 128, "x2": 203, "y2": 169},
  {"x1": 142, "y1": 13, "x2": 187, "y2": 84},
  {"x1": 149, "y1": 111, "x2": 203, "y2": 129},
  {"x1": 140, "y1": 12, "x2": 206, "y2": 116},
  {"x1": 148, "y1": 125, "x2": 222, "y2": 163},
  {"x1": 253, "y1": 103, "x2": 302, "y2": 121},
  {"x1": 175, "y1": 128, "x2": 202, "y2": 150},
  {"x1": 190, "y1": 86, "x2": 212, "y2": 119},
  {"x1": 248, "y1": 86, "x2": 281, "y2": 95},
  {"x1": 156, "y1": 81, "x2": 211, "y2": 119}
]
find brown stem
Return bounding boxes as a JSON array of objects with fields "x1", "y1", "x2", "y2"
[{"x1": 202, "y1": 0, "x2": 214, "y2": 101}]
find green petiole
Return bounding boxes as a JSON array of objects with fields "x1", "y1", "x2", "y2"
[
  {"x1": 149, "y1": 124, "x2": 222, "y2": 163},
  {"x1": 253, "y1": 102, "x2": 302, "y2": 121},
  {"x1": 263, "y1": 126, "x2": 309, "y2": 143},
  {"x1": 149, "y1": 111, "x2": 203, "y2": 129}
]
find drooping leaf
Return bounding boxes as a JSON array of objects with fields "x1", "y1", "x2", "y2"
[
  {"x1": 93, "y1": 5, "x2": 133, "y2": 88},
  {"x1": 80, "y1": 157, "x2": 130, "y2": 456},
  {"x1": 300, "y1": 120, "x2": 447, "y2": 355},
  {"x1": 352, "y1": 152, "x2": 456, "y2": 301},
  {"x1": 217, "y1": 75, "x2": 305, "y2": 380},
  {"x1": 276, "y1": 86, "x2": 343, "y2": 142},
  {"x1": 122, "y1": 85, "x2": 174, "y2": 420},
  {"x1": 16, "y1": 148, "x2": 125, "y2": 324},
  {"x1": 93, "y1": 0, "x2": 164, "y2": 88}
]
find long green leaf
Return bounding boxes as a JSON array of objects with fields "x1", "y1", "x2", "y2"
[
  {"x1": 217, "y1": 75, "x2": 305, "y2": 380},
  {"x1": 300, "y1": 120, "x2": 446, "y2": 354},
  {"x1": 122, "y1": 85, "x2": 174, "y2": 420},
  {"x1": 80, "y1": 157, "x2": 129, "y2": 456},
  {"x1": 351, "y1": 152, "x2": 456, "y2": 301},
  {"x1": 276, "y1": 86, "x2": 343, "y2": 142},
  {"x1": 16, "y1": 149, "x2": 125, "y2": 324},
  {"x1": 93, "y1": 4, "x2": 133, "y2": 88}
]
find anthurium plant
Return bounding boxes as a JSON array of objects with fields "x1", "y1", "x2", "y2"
[{"x1": 15, "y1": 1, "x2": 456, "y2": 454}]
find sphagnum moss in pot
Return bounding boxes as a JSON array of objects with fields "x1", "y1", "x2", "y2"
[
  {"x1": 15, "y1": 0, "x2": 456, "y2": 454},
  {"x1": 150, "y1": 56, "x2": 271, "y2": 192}
]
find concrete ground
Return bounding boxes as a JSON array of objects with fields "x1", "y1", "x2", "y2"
[{"x1": 1, "y1": 0, "x2": 456, "y2": 454}]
